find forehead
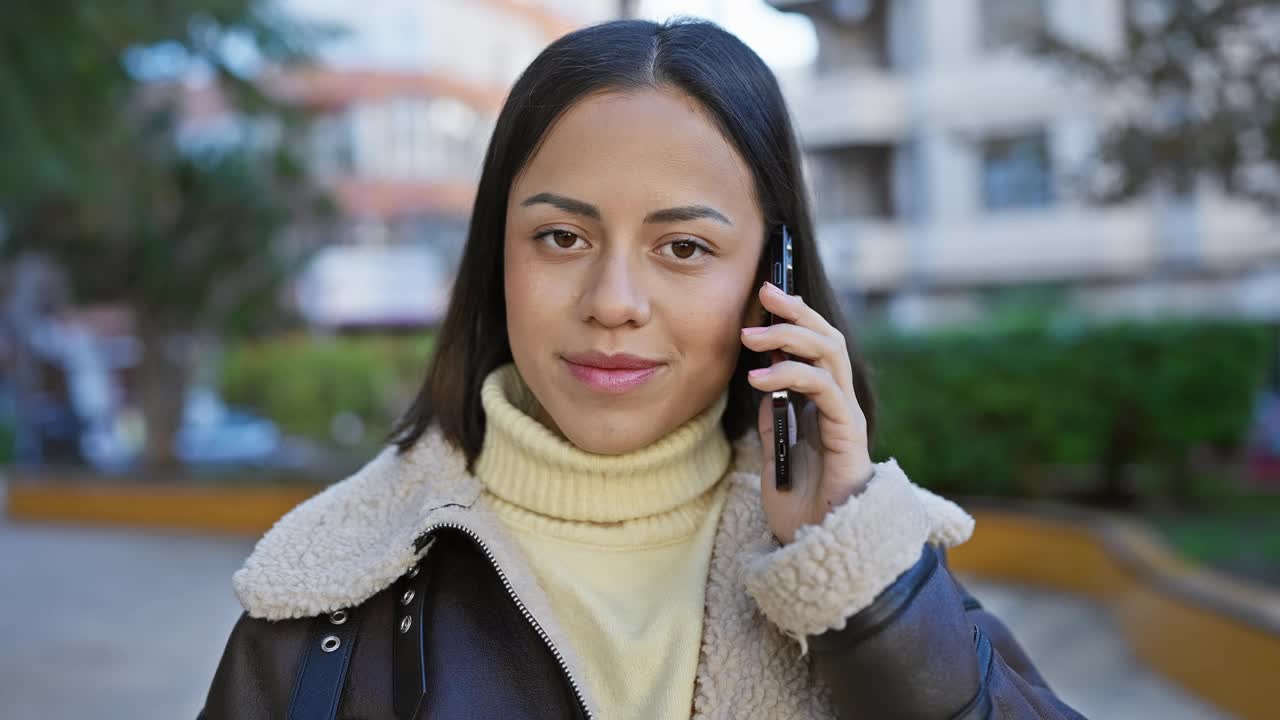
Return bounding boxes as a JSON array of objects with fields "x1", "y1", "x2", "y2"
[{"x1": 510, "y1": 88, "x2": 759, "y2": 221}]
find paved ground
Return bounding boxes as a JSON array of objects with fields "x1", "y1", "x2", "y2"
[
  {"x1": 0, "y1": 512, "x2": 1235, "y2": 720},
  {"x1": 959, "y1": 579, "x2": 1231, "y2": 719},
  {"x1": 0, "y1": 517, "x2": 254, "y2": 720}
]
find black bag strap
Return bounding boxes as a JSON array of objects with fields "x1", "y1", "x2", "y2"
[
  {"x1": 287, "y1": 605, "x2": 361, "y2": 720},
  {"x1": 393, "y1": 534, "x2": 437, "y2": 719}
]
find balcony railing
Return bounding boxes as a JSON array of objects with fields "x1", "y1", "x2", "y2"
[
  {"x1": 780, "y1": 67, "x2": 909, "y2": 146},
  {"x1": 816, "y1": 205, "x2": 1167, "y2": 290}
]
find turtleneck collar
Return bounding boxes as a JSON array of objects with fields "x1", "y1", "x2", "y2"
[{"x1": 473, "y1": 362, "x2": 732, "y2": 524}]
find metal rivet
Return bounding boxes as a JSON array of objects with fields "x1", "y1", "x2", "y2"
[
  {"x1": 321, "y1": 635, "x2": 341, "y2": 652},
  {"x1": 401, "y1": 589, "x2": 415, "y2": 605},
  {"x1": 328, "y1": 610, "x2": 348, "y2": 625},
  {"x1": 407, "y1": 566, "x2": 420, "y2": 579},
  {"x1": 399, "y1": 615, "x2": 413, "y2": 634}
]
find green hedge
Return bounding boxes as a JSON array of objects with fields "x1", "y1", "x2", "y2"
[
  {"x1": 0, "y1": 411, "x2": 14, "y2": 465},
  {"x1": 217, "y1": 321, "x2": 1273, "y2": 505},
  {"x1": 0, "y1": 387, "x2": 16, "y2": 465},
  {"x1": 219, "y1": 333, "x2": 435, "y2": 445},
  {"x1": 866, "y1": 321, "x2": 1274, "y2": 503}
]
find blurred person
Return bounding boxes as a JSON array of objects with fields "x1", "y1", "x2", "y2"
[{"x1": 199, "y1": 17, "x2": 1083, "y2": 720}]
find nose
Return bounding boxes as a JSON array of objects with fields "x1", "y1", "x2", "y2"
[{"x1": 579, "y1": 247, "x2": 652, "y2": 328}]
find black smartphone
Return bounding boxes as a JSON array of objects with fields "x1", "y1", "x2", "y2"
[{"x1": 768, "y1": 224, "x2": 795, "y2": 491}]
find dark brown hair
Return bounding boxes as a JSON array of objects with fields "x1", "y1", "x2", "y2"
[{"x1": 390, "y1": 16, "x2": 876, "y2": 467}]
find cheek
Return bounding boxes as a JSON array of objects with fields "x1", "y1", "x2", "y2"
[
  {"x1": 504, "y1": 247, "x2": 572, "y2": 342},
  {"x1": 667, "y1": 274, "x2": 754, "y2": 359},
  {"x1": 504, "y1": 244, "x2": 537, "y2": 343}
]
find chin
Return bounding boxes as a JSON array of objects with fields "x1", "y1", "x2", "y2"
[{"x1": 558, "y1": 417, "x2": 660, "y2": 456}]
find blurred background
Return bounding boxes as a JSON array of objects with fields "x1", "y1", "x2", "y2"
[{"x1": 2, "y1": 1, "x2": 1279, "y2": 718}]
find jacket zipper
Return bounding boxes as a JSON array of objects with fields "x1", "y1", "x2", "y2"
[{"x1": 417, "y1": 523, "x2": 594, "y2": 720}]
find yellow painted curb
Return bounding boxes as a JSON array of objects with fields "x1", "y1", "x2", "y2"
[
  {"x1": 5, "y1": 481, "x2": 323, "y2": 536},
  {"x1": 950, "y1": 508, "x2": 1280, "y2": 720}
]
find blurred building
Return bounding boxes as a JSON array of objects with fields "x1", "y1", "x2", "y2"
[
  {"x1": 281, "y1": 0, "x2": 618, "y2": 328},
  {"x1": 770, "y1": 0, "x2": 1280, "y2": 329}
]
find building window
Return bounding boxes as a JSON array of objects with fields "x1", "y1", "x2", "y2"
[
  {"x1": 980, "y1": 132, "x2": 1053, "y2": 210},
  {"x1": 811, "y1": 146, "x2": 896, "y2": 220},
  {"x1": 979, "y1": 0, "x2": 1047, "y2": 52}
]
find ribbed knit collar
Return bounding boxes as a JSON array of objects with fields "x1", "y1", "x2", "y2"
[{"x1": 473, "y1": 362, "x2": 732, "y2": 524}]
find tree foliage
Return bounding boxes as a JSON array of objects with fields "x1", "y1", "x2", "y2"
[
  {"x1": 0, "y1": 1, "x2": 337, "y2": 466},
  {"x1": 1042, "y1": 0, "x2": 1280, "y2": 206}
]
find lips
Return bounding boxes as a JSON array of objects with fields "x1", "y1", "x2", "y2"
[
  {"x1": 561, "y1": 351, "x2": 665, "y2": 393},
  {"x1": 561, "y1": 351, "x2": 663, "y2": 370}
]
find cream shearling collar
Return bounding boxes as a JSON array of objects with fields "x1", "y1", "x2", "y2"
[
  {"x1": 232, "y1": 424, "x2": 485, "y2": 622},
  {"x1": 232, "y1": 422, "x2": 765, "y2": 622}
]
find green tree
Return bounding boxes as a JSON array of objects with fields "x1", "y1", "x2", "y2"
[
  {"x1": 1, "y1": 1, "x2": 336, "y2": 467},
  {"x1": 1041, "y1": 0, "x2": 1280, "y2": 205}
]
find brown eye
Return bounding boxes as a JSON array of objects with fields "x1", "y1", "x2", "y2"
[
  {"x1": 535, "y1": 229, "x2": 586, "y2": 250},
  {"x1": 659, "y1": 237, "x2": 712, "y2": 261}
]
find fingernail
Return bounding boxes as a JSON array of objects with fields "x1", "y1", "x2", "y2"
[
  {"x1": 741, "y1": 326, "x2": 767, "y2": 336},
  {"x1": 748, "y1": 367, "x2": 770, "y2": 377}
]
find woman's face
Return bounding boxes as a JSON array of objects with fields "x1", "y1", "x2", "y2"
[{"x1": 504, "y1": 87, "x2": 766, "y2": 454}]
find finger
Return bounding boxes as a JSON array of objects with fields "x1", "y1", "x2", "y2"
[
  {"x1": 741, "y1": 323, "x2": 853, "y2": 397},
  {"x1": 741, "y1": 323, "x2": 832, "y2": 360},
  {"x1": 747, "y1": 361, "x2": 861, "y2": 450},
  {"x1": 758, "y1": 283, "x2": 855, "y2": 396},
  {"x1": 759, "y1": 282, "x2": 838, "y2": 341}
]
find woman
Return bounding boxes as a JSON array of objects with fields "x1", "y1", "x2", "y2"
[{"x1": 200, "y1": 16, "x2": 1085, "y2": 720}]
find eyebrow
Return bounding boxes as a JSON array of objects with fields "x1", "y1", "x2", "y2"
[{"x1": 519, "y1": 192, "x2": 733, "y2": 226}]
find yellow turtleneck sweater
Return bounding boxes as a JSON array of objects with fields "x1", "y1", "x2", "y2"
[{"x1": 472, "y1": 363, "x2": 733, "y2": 720}]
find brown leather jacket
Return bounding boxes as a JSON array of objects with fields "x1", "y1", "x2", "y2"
[{"x1": 199, "y1": 427, "x2": 1087, "y2": 719}]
